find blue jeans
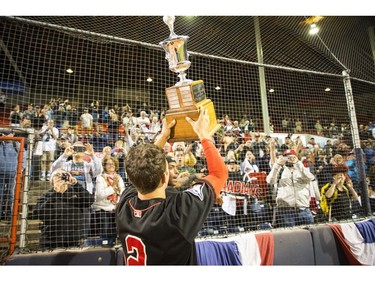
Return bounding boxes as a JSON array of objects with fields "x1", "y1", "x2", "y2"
[
  {"x1": 276, "y1": 207, "x2": 314, "y2": 228},
  {"x1": 0, "y1": 172, "x2": 16, "y2": 220}
]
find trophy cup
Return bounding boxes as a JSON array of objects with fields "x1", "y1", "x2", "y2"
[{"x1": 159, "y1": 16, "x2": 221, "y2": 142}]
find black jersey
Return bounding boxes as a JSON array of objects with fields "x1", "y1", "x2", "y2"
[{"x1": 116, "y1": 179, "x2": 216, "y2": 265}]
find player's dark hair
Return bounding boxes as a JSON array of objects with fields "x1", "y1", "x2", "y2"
[{"x1": 125, "y1": 144, "x2": 166, "y2": 194}]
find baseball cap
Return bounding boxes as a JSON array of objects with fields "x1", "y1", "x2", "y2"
[
  {"x1": 254, "y1": 133, "x2": 260, "y2": 137},
  {"x1": 166, "y1": 155, "x2": 176, "y2": 164},
  {"x1": 227, "y1": 159, "x2": 237, "y2": 164},
  {"x1": 283, "y1": 149, "x2": 297, "y2": 156}
]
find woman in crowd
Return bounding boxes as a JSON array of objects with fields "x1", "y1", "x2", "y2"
[
  {"x1": 91, "y1": 156, "x2": 125, "y2": 246},
  {"x1": 320, "y1": 166, "x2": 359, "y2": 222}
]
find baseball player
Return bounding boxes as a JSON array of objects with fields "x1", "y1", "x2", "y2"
[{"x1": 116, "y1": 107, "x2": 228, "y2": 265}]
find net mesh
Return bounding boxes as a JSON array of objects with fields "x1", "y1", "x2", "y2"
[{"x1": 0, "y1": 16, "x2": 374, "y2": 254}]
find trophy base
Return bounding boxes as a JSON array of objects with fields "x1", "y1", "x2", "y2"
[{"x1": 165, "y1": 99, "x2": 221, "y2": 142}]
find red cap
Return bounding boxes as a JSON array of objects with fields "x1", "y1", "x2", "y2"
[{"x1": 283, "y1": 149, "x2": 297, "y2": 156}]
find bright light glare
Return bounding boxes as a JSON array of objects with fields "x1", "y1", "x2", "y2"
[
  {"x1": 309, "y1": 24, "x2": 319, "y2": 35},
  {"x1": 147, "y1": 77, "x2": 153, "y2": 82},
  {"x1": 269, "y1": 88, "x2": 275, "y2": 93},
  {"x1": 215, "y1": 86, "x2": 221, "y2": 90},
  {"x1": 325, "y1": 87, "x2": 331, "y2": 92},
  {"x1": 66, "y1": 68, "x2": 73, "y2": 74}
]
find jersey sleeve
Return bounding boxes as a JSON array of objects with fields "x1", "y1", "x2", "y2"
[{"x1": 200, "y1": 139, "x2": 228, "y2": 198}]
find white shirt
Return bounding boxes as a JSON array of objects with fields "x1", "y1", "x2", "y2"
[
  {"x1": 39, "y1": 125, "x2": 59, "y2": 151},
  {"x1": 92, "y1": 173, "x2": 125, "y2": 211}
]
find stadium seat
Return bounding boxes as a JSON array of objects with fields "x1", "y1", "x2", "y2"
[
  {"x1": 308, "y1": 225, "x2": 349, "y2": 265},
  {"x1": 273, "y1": 229, "x2": 315, "y2": 265}
]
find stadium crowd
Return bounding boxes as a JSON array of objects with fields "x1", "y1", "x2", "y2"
[{"x1": 1, "y1": 97, "x2": 375, "y2": 249}]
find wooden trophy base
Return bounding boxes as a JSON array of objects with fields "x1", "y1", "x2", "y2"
[{"x1": 165, "y1": 80, "x2": 221, "y2": 142}]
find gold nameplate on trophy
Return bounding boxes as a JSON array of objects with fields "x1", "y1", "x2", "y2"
[{"x1": 165, "y1": 80, "x2": 221, "y2": 142}]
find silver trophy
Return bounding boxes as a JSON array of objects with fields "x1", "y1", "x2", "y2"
[
  {"x1": 159, "y1": 16, "x2": 221, "y2": 142},
  {"x1": 159, "y1": 16, "x2": 192, "y2": 86}
]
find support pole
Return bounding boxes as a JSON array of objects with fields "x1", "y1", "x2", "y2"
[{"x1": 342, "y1": 70, "x2": 371, "y2": 216}]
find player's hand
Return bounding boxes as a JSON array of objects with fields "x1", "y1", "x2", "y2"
[
  {"x1": 160, "y1": 118, "x2": 176, "y2": 140},
  {"x1": 186, "y1": 107, "x2": 211, "y2": 141}
]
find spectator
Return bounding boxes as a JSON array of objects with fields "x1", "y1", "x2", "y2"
[
  {"x1": 39, "y1": 119, "x2": 59, "y2": 181},
  {"x1": 67, "y1": 105, "x2": 79, "y2": 131},
  {"x1": 174, "y1": 147, "x2": 196, "y2": 174},
  {"x1": 166, "y1": 155, "x2": 200, "y2": 190},
  {"x1": 80, "y1": 107, "x2": 93, "y2": 138},
  {"x1": 22, "y1": 104, "x2": 35, "y2": 121},
  {"x1": 320, "y1": 166, "x2": 359, "y2": 222},
  {"x1": 55, "y1": 136, "x2": 71, "y2": 159},
  {"x1": 54, "y1": 104, "x2": 65, "y2": 129},
  {"x1": 101, "y1": 106, "x2": 110, "y2": 126},
  {"x1": 107, "y1": 111, "x2": 120, "y2": 144},
  {"x1": 51, "y1": 141, "x2": 103, "y2": 243},
  {"x1": 148, "y1": 116, "x2": 161, "y2": 141},
  {"x1": 91, "y1": 156, "x2": 125, "y2": 246},
  {"x1": 239, "y1": 150, "x2": 259, "y2": 177},
  {"x1": 89, "y1": 126, "x2": 108, "y2": 153},
  {"x1": 116, "y1": 108, "x2": 228, "y2": 265},
  {"x1": 315, "y1": 119, "x2": 323, "y2": 135},
  {"x1": 112, "y1": 140, "x2": 126, "y2": 181},
  {"x1": 32, "y1": 168, "x2": 95, "y2": 250},
  {"x1": 32, "y1": 105, "x2": 46, "y2": 130},
  {"x1": 281, "y1": 116, "x2": 289, "y2": 132},
  {"x1": 231, "y1": 120, "x2": 242, "y2": 136},
  {"x1": 280, "y1": 136, "x2": 293, "y2": 151},
  {"x1": 251, "y1": 132, "x2": 267, "y2": 168},
  {"x1": 51, "y1": 141, "x2": 102, "y2": 194},
  {"x1": 9, "y1": 104, "x2": 22, "y2": 127},
  {"x1": 122, "y1": 109, "x2": 137, "y2": 134},
  {"x1": 266, "y1": 149, "x2": 315, "y2": 228},
  {"x1": 42, "y1": 104, "x2": 53, "y2": 121},
  {"x1": 294, "y1": 117, "x2": 302, "y2": 133},
  {"x1": 91, "y1": 106, "x2": 100, "y2": 133},
  {"x1": 62, "y1": 126, "x2": 79, "y2": 145},
  {"x1": 0, "y1": 135, "x2": 23, "y2": 221}
]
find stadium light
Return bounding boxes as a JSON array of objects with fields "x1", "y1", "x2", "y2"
[{"x1": 309, "y1": 24, "x2": 320, "y2": 35}]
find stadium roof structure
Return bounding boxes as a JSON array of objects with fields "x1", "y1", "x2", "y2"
[
  {"x1": 3, "y1": 16, "x2": 374, "y2": 82},
  {"x1": 4, "y1": 16, "x2": 375, "y2": 81}
]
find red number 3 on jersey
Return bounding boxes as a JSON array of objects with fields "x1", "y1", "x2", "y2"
[{"x1": 124, "y1": 235, "x2": 147, "y2": 265}]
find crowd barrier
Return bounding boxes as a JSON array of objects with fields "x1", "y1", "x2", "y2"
[{"x1": 3, "y1": 219, "x2": 374, "y2": 266}]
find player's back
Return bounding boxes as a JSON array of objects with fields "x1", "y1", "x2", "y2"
[{"x1": 116, "y1": 182, "x2": 215, "y2": 265}]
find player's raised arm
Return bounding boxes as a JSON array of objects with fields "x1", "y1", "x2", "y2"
[{"x1": 186, "y1": 107, "x2": 228, "y2": 197}]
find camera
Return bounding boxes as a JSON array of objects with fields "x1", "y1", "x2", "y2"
[
  {"x1": 73, "y1": 146, "x2": 86, "y2": 153},
  {"x1": 60, "y1": 173, "x2": 69, "y2": 182}
]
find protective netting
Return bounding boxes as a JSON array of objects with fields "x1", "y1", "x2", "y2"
[{"x1": 1, "y1": 16, "x2": 375, "y2": 256}]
